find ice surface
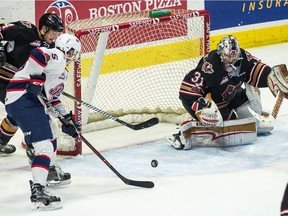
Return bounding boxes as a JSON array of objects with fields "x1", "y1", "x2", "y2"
[{"x1": 1, "y1": 43, "x2": 288, "y2": 216}]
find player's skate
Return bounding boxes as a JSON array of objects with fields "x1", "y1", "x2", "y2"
[
  {"x1": 167, "y1": 132, "x2": 184, "y2": 150},
  {"x1": 29, "y1": 180, "x2": 62, "y2": 211},
  {"x1": 47, "y1": 165, "x2": 71, "y2": 187},
  {"x1": 0, "y1": 143, "x2": 16, "y2": 154}
]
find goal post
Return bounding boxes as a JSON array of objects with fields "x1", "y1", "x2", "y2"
[{"x1": 57, "y1": 9, "x2": 210, "y2": 156}]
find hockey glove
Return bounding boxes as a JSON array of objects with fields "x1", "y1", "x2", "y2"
[
  {"x1": 61, "y1": 112, "x2": 80, "y2": 138},
  {"x1": 26, "y1": 73, "x2": 46, "y2": 97},
  {"x1": 0, "y1": 43, "x2": 6, "y2": 67}
]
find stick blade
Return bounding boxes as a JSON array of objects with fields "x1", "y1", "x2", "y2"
[
  {"x1": 131, "y1": 117, "x2": 159, "y2": 130},
  {"x1": 125, "y1": 179, "x2": 155, "y2": 188},
  {"x1": 248, "y1": 107, "x2": 274, "y2": 126}
]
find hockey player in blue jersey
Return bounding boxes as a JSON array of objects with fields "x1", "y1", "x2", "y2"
[{"x1": 5, "y1": 33, "x2": 81, "y2": 210}]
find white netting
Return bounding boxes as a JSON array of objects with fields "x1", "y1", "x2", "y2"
[{"x1": 58, "y1": 9, "x2": 210, "y2": 155}]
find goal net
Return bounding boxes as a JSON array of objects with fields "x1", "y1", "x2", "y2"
[{"x1": 57, "y1": 9, "x2": 210, "y2": 155}]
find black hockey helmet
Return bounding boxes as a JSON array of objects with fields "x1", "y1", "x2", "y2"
[{"x1": 39, "y1": 13, "x2": 64, "y2": 33}]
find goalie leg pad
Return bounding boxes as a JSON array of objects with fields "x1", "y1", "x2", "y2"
[
  {"x1": 167, "y1": 133, "x2": 184, "y2": 150},
  {"x1": 235, "y1": 83, "x2": 262, "y2": 119},
  {"x1": 244, "y1": 83, "x2": 262, "y2": 115},
  {"x1": 167, "y1": 120, "x2": 199, "y2": 150},
  {"x1": 170, "y1": 118, "x2": 257, "y2": 149},
  {"x1": 237, "y1": 102, "x2": 273, "y2": 134}
]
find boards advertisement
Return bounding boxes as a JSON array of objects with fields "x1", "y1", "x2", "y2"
[
  {"x1": 205, "y1": 0, "x2": 288, "y2": 30},
  {"x1": 35, "y1": 0, "x2": 187, "y2": 28}
]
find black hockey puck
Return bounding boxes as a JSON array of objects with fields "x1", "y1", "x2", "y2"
[{"x1": 151, "y1": 159, "x2": 158, "y2": 168}]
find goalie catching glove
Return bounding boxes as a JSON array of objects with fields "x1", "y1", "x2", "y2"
[
  {"x1": 267, "y1": 64, "x2": 288, "y2": 98},
  {"x1": 61, "y1": 111, "x2": 80, "y2": 138},
  {"x1": 192, "y1": 96, "x2": 223, "y2": 126}
]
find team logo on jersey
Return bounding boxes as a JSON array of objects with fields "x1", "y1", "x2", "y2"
[
  {"x1": 222, "y1": 82, "x2": 242, "y2": 101},
  {"x1": 245, "y1": 51, "x2": 256, "y2": 61},
  {"x1": 44, "y1": 53, "x2": 50, "y2": 63},
  {"x1": 201, "y1": 62, "x2": 214, "y2": 74},
  {"x1": 20, "y1": 21, "x2": 32, "y2": 28},
  {"x1": 45, "y1": 0, "x2": 78, "y2": 27},
  {"x1": 49, "y1": 84, "x2": 65, "y2": 100}
]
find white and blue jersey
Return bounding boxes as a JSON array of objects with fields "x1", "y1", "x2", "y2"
[
  {"x1": 6, "y1": 46, "x2": 68, "y2": 109},
  {"x1": 5, "y1": 46, "x2": 69, "y2": 144}
]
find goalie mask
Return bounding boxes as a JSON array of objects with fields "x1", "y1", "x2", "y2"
[
  {"x1": 55, "y1": 33, "x2": 81, "y2": 65},
  {"x1": 217, "y1": 35, "x2": 242, "y2": 75}
]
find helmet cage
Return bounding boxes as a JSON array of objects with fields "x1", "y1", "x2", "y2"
[
  {"x1": 55, "y1": 33, "x2": 81, "y2": 65},
  {"x1": 217, "y1": 35, "x2": 241, "y2": 66},
  {"x1": 65, "y1": 48, "x2": 80, "y2": 65}
]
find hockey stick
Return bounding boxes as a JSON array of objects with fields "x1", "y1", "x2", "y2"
[
  {"x1": 62, "y1": 91, "x2": 159, "y2": 130},
  {"x1": 39, "y1": 94, "x2": 154, "y2": 189},
  {"x1": 248, "y1": 91, "x2": 284, "y2": 126},
  {"x1": 78, "y1": 133, "x2": 154, "y2": 188}
]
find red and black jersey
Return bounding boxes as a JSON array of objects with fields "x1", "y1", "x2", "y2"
[
  {"x1": 0, "y1": 21, "x2": 54, "y2": 69},
  {"x1": 179, "y1": 49, "x2": 271, "y2": 120}
]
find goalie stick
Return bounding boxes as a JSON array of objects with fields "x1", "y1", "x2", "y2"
[
  {"x1": 39, "y1": 94, "x2": 155, "y2": 189},
  {"x1": 248, "y1": 91, "x2": 284, "y2": 127},
  {"x1": 62, "y1": 91, "x2": 159, "y2": 130}
]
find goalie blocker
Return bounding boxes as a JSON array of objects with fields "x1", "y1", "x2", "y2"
[{"x1": 167, "y1": 117, "x2": 257, "y2": 150}]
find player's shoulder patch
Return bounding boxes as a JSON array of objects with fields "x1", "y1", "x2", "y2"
[
  {"x1": 30, "y1": 48, "x2": 49, "y2": 66},
  {"x1": 245, "y1": 50, "x2": 261, "y2": 62},
  {"x1": 20, "y1": 21, "x2": 33, "y2": 28},
  {"x1": 201, "y1": 61, "x2": 214, "y2": 74},
  {"x1": 44, "y1": 53, "x2": 50, "y2": 63}
]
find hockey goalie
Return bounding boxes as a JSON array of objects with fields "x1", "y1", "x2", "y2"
[{"x1": 168, "y1": 35, "x2": 288, "y2": 150}]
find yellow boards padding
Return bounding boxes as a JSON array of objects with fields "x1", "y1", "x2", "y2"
[
  {"x1": 210, "y1": 24, "x2": 288, "y2": 50},
  {"x1": 80, "y1": 38, "x2": 202, "y2": 77}
]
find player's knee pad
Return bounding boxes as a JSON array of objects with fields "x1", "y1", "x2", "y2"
[
  {"x1": 245, "y1": 83, "x2": 262, "y2": 114},
  {"x1": 32, "y1": 139, "x2": 54, "y2": 159}
]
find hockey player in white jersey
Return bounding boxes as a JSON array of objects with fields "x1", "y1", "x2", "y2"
[{"x1": 5, "y1": 33, "x2": 81, "y2": 210}]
